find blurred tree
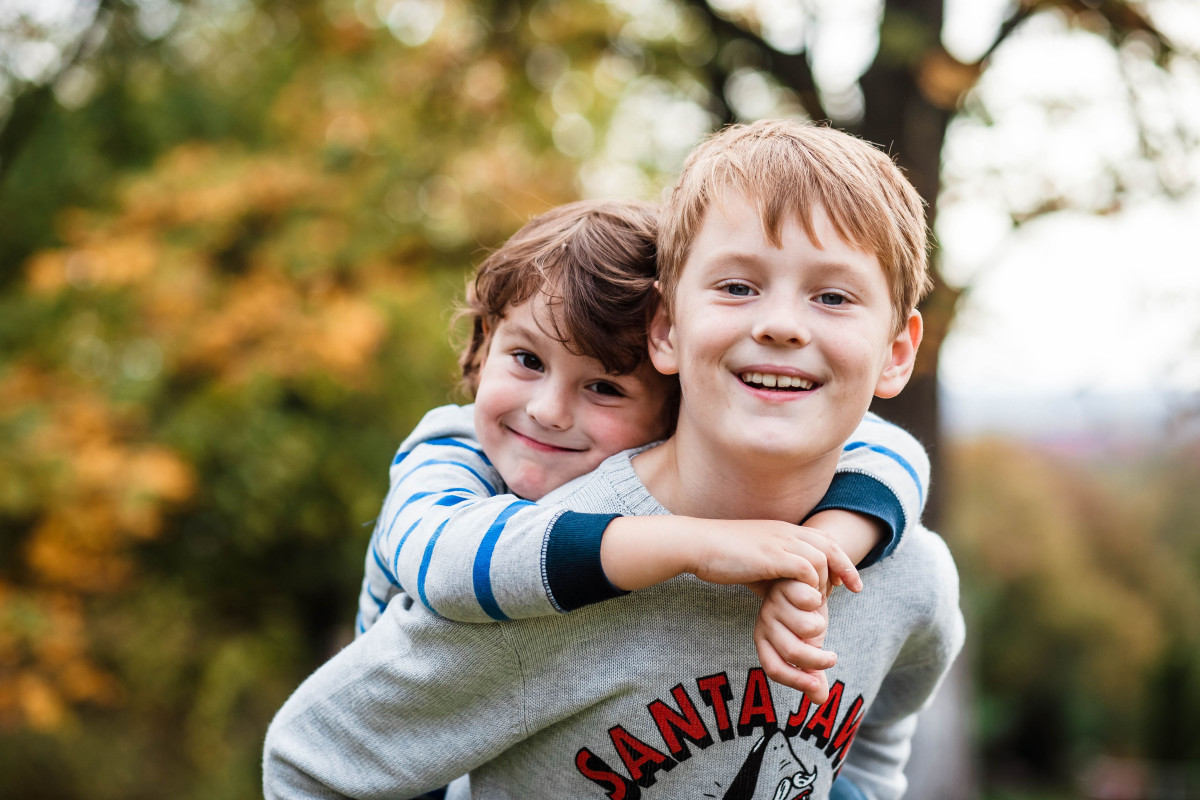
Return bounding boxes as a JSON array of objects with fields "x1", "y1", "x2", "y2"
[{"x1": 947, "y1": 437, "x2": 1200, "y2": 792}]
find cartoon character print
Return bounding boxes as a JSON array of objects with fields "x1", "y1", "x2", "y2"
[{"x1": 722, "y1": 729, "x2": 817, "y2": 800}]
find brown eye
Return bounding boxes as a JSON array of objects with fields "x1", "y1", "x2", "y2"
[
  {"x1": 587, "y1": 381, "x2": 624, "y2": 397},
  {"x1": 514, "y1": 352, "x2": 544, "y2": 372}
]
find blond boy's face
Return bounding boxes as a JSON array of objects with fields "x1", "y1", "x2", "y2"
[
  {"x1": 474, "y1": 295, "x2": 673, "y2": 501},
  {"x1": 649, "y1": 191, "x2": 921, "y2": 468}
]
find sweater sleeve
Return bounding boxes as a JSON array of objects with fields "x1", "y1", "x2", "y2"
[
  {"x1": 834, "y1": 536, "x2": 966, "y2": 800},
  {"x1": 808, "y1": 412, "x2": 931, "y2": 568},
  {"x1": 264, "y1": 606, "x2": 526, "y2": 799},
  {"x1": 357, "y1": 405, "x2": 624, "y2": 631}
]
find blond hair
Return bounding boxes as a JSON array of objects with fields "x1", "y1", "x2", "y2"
[{"x1": 658, "y1": 120, "x2": 932, "y2": 335}]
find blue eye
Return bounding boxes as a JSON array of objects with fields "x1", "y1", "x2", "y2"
[
  {"x1": 818, "y1": 292, "x2": 847, "y2": 306},
  {"x1": 723, "y1": 282, "x2": 754, "y2": 297},
  {"x1": 514, "y1": 351, "x2": 544, "y2": 371}
]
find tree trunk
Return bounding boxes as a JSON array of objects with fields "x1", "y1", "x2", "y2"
[{"x1": 856, "y1": 3, "x2": 974, "y2": 797}]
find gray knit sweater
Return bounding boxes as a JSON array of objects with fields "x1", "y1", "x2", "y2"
[{"x1": 265, "y1": 449, "x2": 964, "y2": 800}]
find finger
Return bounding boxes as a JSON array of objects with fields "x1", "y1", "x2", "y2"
[
  {"x1": 816, "y1": 544, "x2": 859, "y2": 594},
  {"x1": 802, "y1": 667, "x2": 830, "y2": 707},
  {"x1": 834, "y1": 560, "x2": 862, "y2": 593},
  {"x1": 759, "y1": 604, "x2": 827, "y2": 643},
  {"x1": 756, "y1": 637, "x2": 829, "y2": 699},
  {"x1": 774, "y1": 580, "x2": 825, "y2": 613},
  {"x1": 779, "y1": 581, "x2": 823, "y2": 612},
  {"x1": 775, "y1": 551, "x2": 821, "y2": 589},
  {"x1": 757, "y1": 616, "x2": 836, "y2": 670}
]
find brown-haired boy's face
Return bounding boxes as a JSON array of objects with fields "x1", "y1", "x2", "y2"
[
  {"x1": 649, "y1": 192, "x2": 921, "y2": 468},
  {"x1": 474, "y1": 295, "x2": 675, "y2": 500}
]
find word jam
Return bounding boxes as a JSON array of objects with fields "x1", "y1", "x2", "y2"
[{"x1": 574, "y1": 668, "x2": 865, "y2": 799}]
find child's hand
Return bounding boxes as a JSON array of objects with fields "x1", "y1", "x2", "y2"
[
  {"x1": 751, "y1": 579, "x2": 833, "y2": 703},
  {"x1": 688, "y1": 519, "x2": 862, "y2": 595}
]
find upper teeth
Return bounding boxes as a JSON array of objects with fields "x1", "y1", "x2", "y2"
[{"x1": 741, "y1": 372, "x2": 814, "y2": 390}]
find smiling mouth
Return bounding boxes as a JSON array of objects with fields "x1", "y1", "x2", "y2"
[
  {"x1": 507, "y1": 428, "x2": 584, "y2": 453},
  {"x1": 739, "y1": 371, "x2": 816, "y2": 392}
]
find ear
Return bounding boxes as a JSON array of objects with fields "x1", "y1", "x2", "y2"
[
  {"x1": 874, "y1": 310, "x2": 923, "y2": 399},
  {"x1": 647, "y1": 283, "x2": 680, "y2": 377}
]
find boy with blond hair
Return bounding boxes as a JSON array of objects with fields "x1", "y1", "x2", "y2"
[{"x1": 265, "y1": 121, "x2": 964, "y2": 800}]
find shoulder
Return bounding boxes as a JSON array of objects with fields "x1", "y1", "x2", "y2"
[
  {"x1": 401, "y1": 404, "x2": 477, "y2": 445},
  {"x1": 391, "y1": 404, "x2": 483, "y2": 465},
  {"x1": 873, "y1": 526, "x2": 962, "y2": 629}
]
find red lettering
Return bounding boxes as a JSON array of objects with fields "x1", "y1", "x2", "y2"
[
  {"x1": 609, "y1": 725, "x2": 675, "y2": 787},
  {"x1": 696, "y1": 673, "x2": 735, "y2": 741},
  {"x1": 785, "y1": 694, "x2": 812, "y2": 735},
  {"x1": 575, "y1": 749, "x2": 641, "y2": 800},
  {"x1": 801, "y1": 679, "x2": 844, "y2": 747},
  {"x1": 825, "y1": 694, "x2": 866, "y2": 769},
  {"x1": 648, "y1": 684, "x2": 713, "y2": 760},
  {"x1": 737, "y1": 668, "x2": 778, "y2": 735}
]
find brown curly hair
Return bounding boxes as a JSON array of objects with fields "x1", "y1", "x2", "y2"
[{"x1": 458, "y1": 199, "x2": 664, "y2": 396}]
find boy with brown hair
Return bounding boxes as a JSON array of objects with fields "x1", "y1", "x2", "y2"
[{"x1": 266, "y1": 121, "x2": 964, "y2": 800}]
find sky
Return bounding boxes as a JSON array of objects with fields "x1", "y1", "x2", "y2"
[{"x1": 935, "y1": 0, "x2": 1200, "y2": 401}]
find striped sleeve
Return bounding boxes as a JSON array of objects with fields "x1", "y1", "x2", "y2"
[
  {"x1": 356, "y1": 405, "x2": 622, "y2": 633},
  {"x1": 807, "y1": 412, "x2": 931, "y2": 568}
]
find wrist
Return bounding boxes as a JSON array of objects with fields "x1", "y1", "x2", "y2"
[
  {"x1": 600, "y1": 516, "x2": 690, "y2": 591},
  {"x1": 804, "y1": 509, "x2": 883, "y2": 567}
]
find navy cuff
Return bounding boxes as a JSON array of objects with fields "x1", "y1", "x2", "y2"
[
  {"x1": 545, "y1": 512, "x2": 627, "y2": 611},
  {"x1": 807, "y1": 472, "x2": 905, "y2": 568},
  {"x1": 830, "y1": 776, "x2": 868, "y2": 800}
]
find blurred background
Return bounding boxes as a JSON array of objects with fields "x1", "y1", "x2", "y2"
[{"x1": 1, "y1": 0, "x2": 1198, "y2": 798}]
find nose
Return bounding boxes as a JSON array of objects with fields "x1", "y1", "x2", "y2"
[
  {"x1": 751, "y1": 297, "x2": 811, "y2": 347},
  {"x1": 526, "y1": 380, "x2": 573, "y2": 430}
]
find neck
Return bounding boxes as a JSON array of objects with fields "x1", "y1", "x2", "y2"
[{"x1": 632, "y1": 420, "x2": 841, "y2": 523}]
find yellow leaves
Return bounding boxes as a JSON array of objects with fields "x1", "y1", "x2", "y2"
[
  {"x1": 0, "y1": 588, "x2": 122, "y2": 732},
  {"x1": 27, "y1": 516, "x2": 134, "y2": 594},
  {"x1": 308, "y1": 294, "x2": 387, "y2": 377},
  {"x1": 4, "y1": 381, "x2": 198, "y2": 593},
  {"x1": 121, "y1": 144, "x2": 326, "y2": 228},
  {"x1": 176, "y1": 271, "x2": 387, "y2": 386},
  {"x1": 11, "y1": 673, "x2": 64, "y2": 732},
  {"x1": 26, "y1": 240, "x2": 160, "y2": 294},
  {"x1": 0, "y1": 369, "x2": 194, "y2": 731}
]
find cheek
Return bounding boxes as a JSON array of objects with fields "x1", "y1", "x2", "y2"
[{"x1": 585, "y1": 406, "x2": 660, "y2": 455}]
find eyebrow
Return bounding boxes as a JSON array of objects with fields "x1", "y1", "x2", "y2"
[{"x1": 700, "y1": 249, "x2": 873, "y2": 280}]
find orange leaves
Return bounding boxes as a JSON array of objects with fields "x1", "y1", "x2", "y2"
[
  {"x1": 175, "y1": 271, "x2": 387, "y2": 386},
  {"x1": 0, "y1": 368, "x2": 193, "y2": 730},
  {"x1": 121, "y1": 144, "x2": 327, "y2": 229},
  {"x1": 3, "y1": 379, "x2": 197, "y2": 593},
  {"x1": 0, "y1": 588, "x2": 123, "y2": 731}
]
